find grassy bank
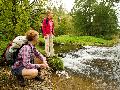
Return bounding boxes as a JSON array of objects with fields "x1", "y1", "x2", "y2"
[{"x1": 39, "y1": 35, "x2": 119, "y2": 47}]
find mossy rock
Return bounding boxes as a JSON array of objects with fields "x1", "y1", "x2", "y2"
[{"x1": 47, "y1": 56, "x2": 64, "y2": 71}]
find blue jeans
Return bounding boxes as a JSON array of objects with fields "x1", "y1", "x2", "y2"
[{"x1": 11, "y1": 67, "x2": 24, "y2": 76}]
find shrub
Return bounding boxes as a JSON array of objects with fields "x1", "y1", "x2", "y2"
[{"x1": 47, "y1": 56, "x2": 64, "y2": 71}]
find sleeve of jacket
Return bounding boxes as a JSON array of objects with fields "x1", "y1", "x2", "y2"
[
  {"x1": 42, "y1": 18, "x2": 47, "y2": 36},
  {"x1": 33, "y1": 46, "x2": 46, "y2": 61}
]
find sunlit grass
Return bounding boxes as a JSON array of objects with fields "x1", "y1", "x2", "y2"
[{"x1": 39, "y1": 35, "x2": 119, "y2": 47}]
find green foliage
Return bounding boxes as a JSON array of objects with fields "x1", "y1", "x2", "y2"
[
  {"x1": 0, "y1": 40, "x2": 9, "y2": 61},
  {"x1": 52, "y1": 6, "x2": 74, "y2": 36},
  {"x1": 54, "y1": 35, "x2": 117, "y2": 46},
  {"x1": 30, "y1": 0, "x2": 48, "y2": 32},
  {"x1": 72, "y1": 0, "x2": 96, "y2": 35},
  {"x1": 72, "y1": 0, "x2": 119, "y2": 37},
  {"x1": 0, "y1": 0, "x2": 31, "y2": 39},
  {"x1": 47, "y1": 56, "x2": 64, "y2": 71},
  {"x1": 36, "y1": 43, "x2": 45, "y2": 55},
  {"x1": 92, "y1": 2, "x2": 118, "y2": 37},
  {"x1": 38, "y1": 35, "x2": 118, "y2": 47}
]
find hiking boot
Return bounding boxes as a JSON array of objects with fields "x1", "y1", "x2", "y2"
[
  {"x1": 19, "y1": 81, "x2": 26, "y2": 87},
  {"x1": 16, "y1": 75, "x2": 26, "y2": 87},
  {"x1": 37, "y1": 68, "x2": 41, "y2": 72},
  {"x1": 34, "y1": 76, "x2": 44, "y2": 82}
]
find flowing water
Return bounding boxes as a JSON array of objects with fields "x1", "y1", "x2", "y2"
[{"x1": 52, "y1": 44, "x2": 120, "y2": 90}]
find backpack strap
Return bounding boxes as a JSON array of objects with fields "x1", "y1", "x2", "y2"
[
  {"x1": 13, "y1": 42, "x2": 28, "y2": 63},
  {"x1": 14, "y1": 43, "x2": 33, "y2": 62},
  {"x1": 28, "y1": 44, "x2": 34, "y2": 64},
  {"x1": 12, "y1": 44, "x2": 25, "y2": 63}
]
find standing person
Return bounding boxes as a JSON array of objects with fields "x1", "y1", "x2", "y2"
[
  {"x1": 11, "y1": 29, "x2": 49, "y2": 87},
  {"x1": 42, "y1": 10, "x2": 55, "y2": 57}
]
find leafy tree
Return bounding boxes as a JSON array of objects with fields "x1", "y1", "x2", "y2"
[
  {"x1": 92, "y1": 2, "x2": 118, "y2": 38},
  {"x1": 52, "y1": 5, "x2": 74, "y2": 36},
  {"x1": 72, "y1": 0, "x2": 119, "y2": 38},
  {"x1": 72, "y1": 0, "x2": 96, "y2": 36},
  {"x1": 30, "y1": 0, "x2": 48, "y2": 33},
  {"x1": 0, "y1": 0, "x2": 31, "y2": 40}
]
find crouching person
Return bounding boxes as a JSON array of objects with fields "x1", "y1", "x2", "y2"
[{"x1": 11, "y1": 29, "x2": 49, "y2": 87}]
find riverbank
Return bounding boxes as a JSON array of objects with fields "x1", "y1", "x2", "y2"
[
  {"x1": 39, "y1": 35, "x2": 119, "y2": 47},
  {"x1": 37, "y1": 35, "x2": 119, "y2": 55}
]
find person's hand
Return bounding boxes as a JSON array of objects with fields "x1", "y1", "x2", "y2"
[
  {"x1": 43, "y1": 61, "x2": 49, "y2": 68},
  {"x1": 43, "y1": 57, "x2": 46, "y2": 61},
  {"x1": 39, "y1": 63, "x2": 49, "y2": 69},
  {"x1": 40, "y1": 64, "x2": 47, "y2": 68},
  {"x1": 43, "y1": 57, "x2": 48, "y2": 66},
  {"x1": 44, "y1": 36, "x2": 48, "y2": 39}
]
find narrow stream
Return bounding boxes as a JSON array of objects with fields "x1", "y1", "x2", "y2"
[{"x1": 52, "y1": 44, "x2": 120, "y2": 90}]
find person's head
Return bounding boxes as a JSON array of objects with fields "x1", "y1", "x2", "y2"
[
  {"x1": 46, "y1": 10, "x2": 53, "y2": 19},
  {"x1": 25, "y1": 29, "x2": 39, "y2": 45}
]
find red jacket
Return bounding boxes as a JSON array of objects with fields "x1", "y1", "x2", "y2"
[{"x1": 42, "y1": 18, "x2": 54, "y2": 36}]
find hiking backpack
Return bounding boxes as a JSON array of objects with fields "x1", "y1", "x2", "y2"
[{"x1": 1, "y1": 36, "x2": 28, "y2": 66}]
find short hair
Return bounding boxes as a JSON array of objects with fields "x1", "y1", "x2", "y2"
[{"x1": 25, "y1": 29, "x2": 39, "y2": 41}]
